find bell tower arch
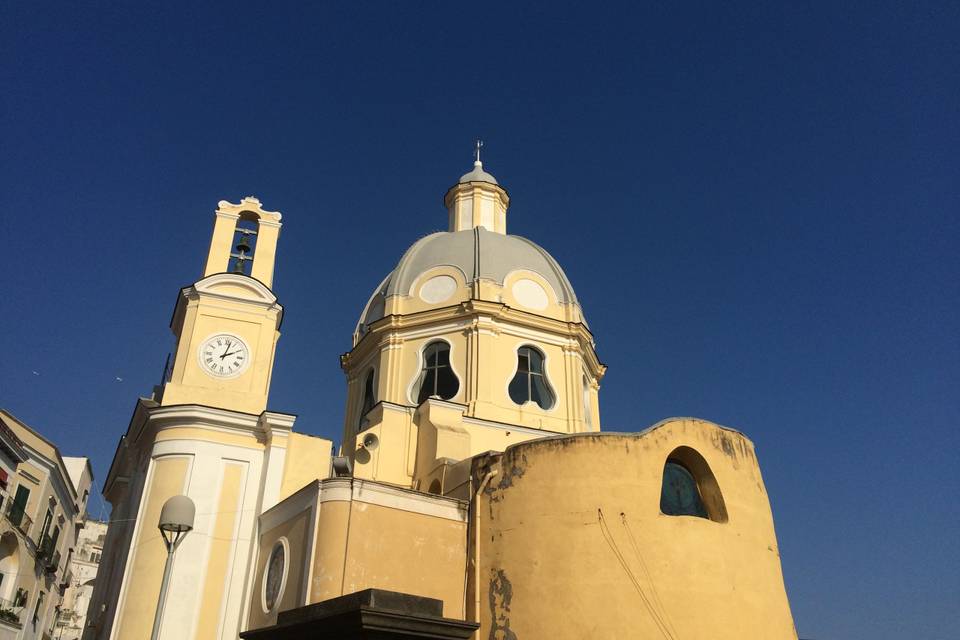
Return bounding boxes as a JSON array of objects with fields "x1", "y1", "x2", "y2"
[{"x1": 203, "y1": 196, "x2": 282, "y2": 287}]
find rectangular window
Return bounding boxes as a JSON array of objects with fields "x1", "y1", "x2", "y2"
[
  {"x1": 39, "y1": 510, "x2": 52, "y2": 543},
  {"x1": 7, "y1": 486, "x2": 29, "y2": 528},
  {"x1": 33, "y1": 591, "x2": 44, "y2": 624}
]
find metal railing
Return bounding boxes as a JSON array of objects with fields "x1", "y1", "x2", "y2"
[
  {"x1": 3, "y1": 502, "x2": 32, "y2": 538},
  {"x1": 0, "y1": 596, "x2": 24, "y2": 626},
  {"x1": 34, "y1": 535, "x2": 61, "y2": 573},
  {"x1": 36, "y1": 534, "x2": 52, "y2": 558},
  {"x1": 45, "y1": 550, "x2": 61, "y2": 574}
]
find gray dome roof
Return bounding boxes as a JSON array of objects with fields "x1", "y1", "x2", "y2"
[
  {"x1": 357, "y1": 228, "x2": 582, "y2": 334},
  {"x1": 459, "y1": 160, "x2": 498, "y2": 185}
]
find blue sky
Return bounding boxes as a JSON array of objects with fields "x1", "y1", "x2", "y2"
[{"x1": 1, "y1": 3, "x2": 957, "y2": 638}]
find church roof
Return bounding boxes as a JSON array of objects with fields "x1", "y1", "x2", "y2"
[
  {"x1": 357, "y1": 227, "x2": 582, "y2": 332},
  {"x1": 458, "y1": 160, "x2": 498, "y2": 185}
]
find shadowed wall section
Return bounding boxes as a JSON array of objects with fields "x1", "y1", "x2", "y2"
[{"x1": 471, "y1": 418, "x2": 797, "y2": 640}]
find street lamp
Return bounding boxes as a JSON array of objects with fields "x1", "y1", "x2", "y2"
[{"x1": 150, "y1": 495, "x2": 195, "y2": 640}]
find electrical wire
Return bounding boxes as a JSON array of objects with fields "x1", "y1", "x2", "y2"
[
  {"x1": 597, "y1": 508, "x2": 677, "y2": 640},
  {"x1": 619, "y1": 512, "x2": 679, "y2": 640}
]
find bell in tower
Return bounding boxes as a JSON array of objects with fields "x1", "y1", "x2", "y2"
[{"x1": 230, "y1": 222, "x2": 258, "y2": 275}]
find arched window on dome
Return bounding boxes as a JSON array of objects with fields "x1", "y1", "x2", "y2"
[
  {"x1": 416, "y1": 342, "x2": 459, "y2": 404},
  {"x1": 358, "y1": 369, "x2": 376, "y2": 431},
  {"x1": 508, "y1": 346, "x2": 555, "y2": 409},
  {"x1": 659, "y1": 447, "x2": 728, "y2": 522}
]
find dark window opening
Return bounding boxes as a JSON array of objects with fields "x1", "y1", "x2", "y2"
[
  {"x1": 358, "y1": 369, "x2": 376, "y2": 430},
  {"x1": 417, "y1": 342, "x2": 459, "y2": 403},
  {"x1": 8, "y1": 486, "x2": 29, "y2": 527},
  {"x1": 508, "y1": 346, "x2": 555, "y2": 409},
  {"x1": 660, "y1": 460, "x2": 708, "y2": 518}
]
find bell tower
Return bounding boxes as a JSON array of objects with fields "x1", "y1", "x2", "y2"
[
  {"x1": 89, "y1": 196, "x2": 317, "y2": 640},
  {"x1": 202, "y1": 196, "x2": 282, "y2": 286},
  {"x1": 158, "y1": 197, "x2": 284, "y2": 415}
]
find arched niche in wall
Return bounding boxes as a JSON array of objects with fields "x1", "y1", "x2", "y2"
[
  {"x1": 0, "y1": 532, "x2": 21, "y2": 600},
  {"x1": 660, "y1": 446, "x2": 728, "y2": 523}
]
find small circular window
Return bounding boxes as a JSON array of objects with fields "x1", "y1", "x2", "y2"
[{"x1": 262, "y1": 539, "x2": 288, "y2": 613}]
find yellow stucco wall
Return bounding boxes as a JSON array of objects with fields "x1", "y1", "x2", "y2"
[
  {"x1": 302, "y1": 491, "x2": 468, "y2": 618},
  {"x1": 154, "y1": 426, "x2": 261, "y2": 449},
  {"x1": 310, "y1": 500, "x2": 349, "y2": 603},
  {"x1": 247, "y1": 511, "x2": 311, "y2": 631},
  {"x1": 309, "y1": 501, "x2": 468, "y2": 616},
  {"x1": 278, "y1": 434, "x2": 332, "y2": 500},
  {"x1": 472, "y1": 419, "x2": 797, "y2": 639},
  {"x1": 339, "y1": 502, "x2": 466, "y2": 618},
  {"x1": 114, "y1": 455, "x2": 191, "y2": 640},
  {"x1": 195, "y1": 462, "x2": 245, "y2": 638}
]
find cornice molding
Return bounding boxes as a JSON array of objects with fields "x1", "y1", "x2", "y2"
[
  {"x1": 187, "y1": 273, "x2": 280, "y2": 308},
  {"x1": 319, "y1": 477, "x2": 468, "y2": 522},
  {"x1": 124, "y1": 402, "x2": 296, "y2": 449},
  {"x1": 342, "y1": 299, "x2": 605, "y2": 379}
]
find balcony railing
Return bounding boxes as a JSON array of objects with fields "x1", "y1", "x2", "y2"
[
  {"x1": 36, "y1": 534, "x2": 52, "y2": 558},
  {"x1": 34, "y1": 535, "x2": 60, "y2": 573},
  {"x1": 3, "y1": 503, "x2": 32, "y2": 538},
  {"x1": 44, "y1": 550, "x2": 61, "y2": 574},
  {"x1": 0, "y1": 596, "x2": 24, "y2": 626}
]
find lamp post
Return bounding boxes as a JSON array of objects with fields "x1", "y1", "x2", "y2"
[{"x1": 150, "y1": 495, "x2": 195, "y2": 640}]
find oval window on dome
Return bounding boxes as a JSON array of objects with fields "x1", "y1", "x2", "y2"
[
  {"x1": 511, "y1": 279, "x2": 549, "y2": 311},
  {"x1": 419, "y1": 275, "x2": 457, "y2": 304}
]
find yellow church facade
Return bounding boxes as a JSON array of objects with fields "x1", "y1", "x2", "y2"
[{"x1": 85, "y1": 159, "x2": 797, "y2": 639}]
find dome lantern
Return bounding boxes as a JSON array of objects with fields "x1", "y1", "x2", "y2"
[{"x1": 444, "y1": 141, "x2": 510, "y2": 234}]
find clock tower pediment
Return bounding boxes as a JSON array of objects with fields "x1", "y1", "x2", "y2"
[{"x1": 190, "y1": 272, "x2": 279, "y2": 307}]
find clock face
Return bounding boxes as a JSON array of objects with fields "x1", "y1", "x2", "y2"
[
  {"x1": 198, "y1": 333, "x2": 250, "y2": 378},
  {"x1": 263, "y1": 541, "x2": 286, "y2": 612}
]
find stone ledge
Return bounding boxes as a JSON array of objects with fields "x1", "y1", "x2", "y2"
[{"x1": 240, "y1": 589, "x2": 478, "y2": 640}]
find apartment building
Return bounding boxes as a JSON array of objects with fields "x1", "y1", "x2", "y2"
[
  {"x1": 0, "y1": 410, "x2": 92, "y2": 640},
  {"x1": 54, "y1": 519, "x2": 107, "y2": 640}
]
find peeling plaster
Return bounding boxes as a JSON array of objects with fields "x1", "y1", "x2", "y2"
[{"x1": 488, "y1": 568, "x2": 518, "y2": 640}]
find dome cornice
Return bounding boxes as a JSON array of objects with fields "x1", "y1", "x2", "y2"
[{"x1": 343, "y1": 299, "x2": 605, "y2": 381}]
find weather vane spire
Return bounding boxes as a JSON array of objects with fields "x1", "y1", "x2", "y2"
[{"x1": 474, "y1": 139, "x2": 483, "y2": 164}]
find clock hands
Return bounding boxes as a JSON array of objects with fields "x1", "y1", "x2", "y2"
[{"x1": 219, "y1": 341, "x2": 235, "y2": 360}]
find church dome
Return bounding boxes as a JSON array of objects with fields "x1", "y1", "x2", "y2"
[
  {"x1": 357, "y1": 227, "x2": 584, "y2": 335},
  {"x1": 354, "y1": 156, "x2": 587, "y2": 340}
]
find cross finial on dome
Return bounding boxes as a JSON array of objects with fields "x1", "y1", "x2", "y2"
[{"x1": 474, "y1": 139, "x2": 483, "y2": 164}]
